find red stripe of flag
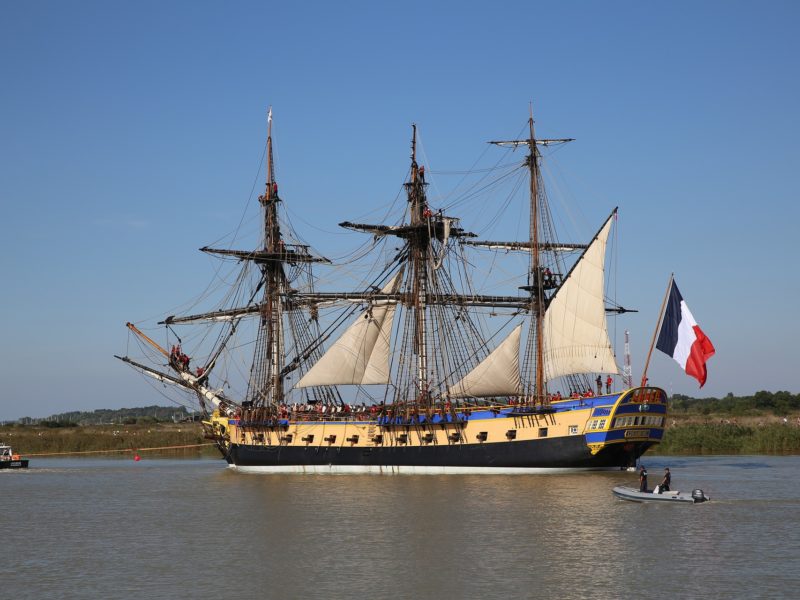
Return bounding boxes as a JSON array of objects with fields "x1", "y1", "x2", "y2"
[{"x1": 684, "y1": 325, "x2": 716, "y2": 388}]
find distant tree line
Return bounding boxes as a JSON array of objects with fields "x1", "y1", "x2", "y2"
[
  {"x1": 670, "y1": 391, "x2": 800, "y2": 416},
  {"x1": 5, "y1": 392, "x2": 798, "y2": 427},
  {"x1": 9, "y1": 405, "x2": 201, "y2": 427}
]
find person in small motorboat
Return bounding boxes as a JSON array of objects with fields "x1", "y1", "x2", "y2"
[
  {"x1": 639, "y1": 465, "x2": 648, "y2": 492},
  {"x1": 659, "y1": 467, "x2": 671, "y2": 492}
]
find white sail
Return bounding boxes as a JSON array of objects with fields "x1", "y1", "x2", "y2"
[
  {"x1": 295, "y1": 273, "x2": 401, "y2": 387},
  {"x1": 543, "y1": 215, "x2": 620, "y2": 380},
  {"x1": 448, "y1": 325, "x2": 522, "y2": 398}
]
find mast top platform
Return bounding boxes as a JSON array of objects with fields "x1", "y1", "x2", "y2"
[{"x1": 489, "y1": 138, "x2": 574, "y2": 148}]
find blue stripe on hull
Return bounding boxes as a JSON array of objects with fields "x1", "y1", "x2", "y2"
[
  {"x1": 613, "y1": 404, "x2": 667, "y2": 415},
  {"x1": 585, "y1": 428, "x2": 664, "y2": 444}
]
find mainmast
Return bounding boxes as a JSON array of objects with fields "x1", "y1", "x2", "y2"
[
  {"x1": 407, "y1": 125, "x2": 429, "y2": 403},
  {"x1": 302, "y1": 124, "x2": 507, "y2": 408}
]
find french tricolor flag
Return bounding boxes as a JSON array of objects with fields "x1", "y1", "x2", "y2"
[{"x1": 656, "y1": 281, "x2": 715, "y2": 387}]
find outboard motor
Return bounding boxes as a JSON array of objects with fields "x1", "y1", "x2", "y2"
[{"x1": 691, "y1": 489, "x2": 709, "y2": 503}]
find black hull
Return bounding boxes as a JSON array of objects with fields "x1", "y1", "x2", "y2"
[
  {"x1": 225, "y1": 436, "x2": 650, "y2": 470},
  {"x1": 0, "y1": 459, "x2": 29, "y2": 469}
]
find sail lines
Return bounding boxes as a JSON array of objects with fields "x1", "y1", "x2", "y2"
[
  {"x1": 294, "y1": 210, "x2": 619, "y2": 393},
  {"x1": 295, "y1": 272, "x2": 402, "y2": 388},
  {"x1": 448, "y1": 325, "x2": 523, "y2": 398},
  {"x1": 542, "y1": 213, "x2": 620, "y2": 380}
]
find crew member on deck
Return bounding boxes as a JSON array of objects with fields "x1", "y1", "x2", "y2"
[
  {"x1": 639, "y1": 465, "x2": 648, "y2": 492},
  {"x1": 606, "y1": 375, "x2": 613, "y2": 394},
  {"x1": 595, "y1": 375, "x2": 602, "y2": 396},
  {"x1": 660, "y1": 467, "x2": 671, "y2": 492}
]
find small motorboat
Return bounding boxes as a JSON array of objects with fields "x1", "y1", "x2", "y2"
[
  {"x1": 613, "y1": 485, "x2": 710, "y2": 503},
  {"x1": 0, "y1": 444, "x2": 29, "y2": 469}
]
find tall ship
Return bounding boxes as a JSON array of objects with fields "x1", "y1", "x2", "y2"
[{"x1": 118, "y1": 109, "x2": 667, "y2": 473}]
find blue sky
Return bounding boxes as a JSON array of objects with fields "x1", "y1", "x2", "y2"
[{"x1": 2, "y1": 1, "x2": 798, "y2": 420}]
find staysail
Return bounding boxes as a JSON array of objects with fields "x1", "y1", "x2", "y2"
[
  {"x1": 542, "y1": 213, "x2": 620, "y2": 380},
  {"x1": 448, "y1": 325, "x2": 523, "y2": 398},
  {"x1": 295, "y1": 272, "x2": 402, "y2": 387}
]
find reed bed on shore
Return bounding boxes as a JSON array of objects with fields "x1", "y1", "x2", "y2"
[
  {"x1": 655, "y1": 422, "x2": 800, "y2": 455},
  {"x1": 0, "y1": 423, "x2": 212, "y2": 456},
  {"x1": 5, "y1": 420, "x2": 800, "y2": 457}
]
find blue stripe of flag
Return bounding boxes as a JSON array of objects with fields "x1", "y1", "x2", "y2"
[{"x1": 656, "y1": 282, "x2": 683, "y2": 356}]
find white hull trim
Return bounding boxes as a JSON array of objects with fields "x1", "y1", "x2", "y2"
[{"x1": 229, "y1": 464, "x2": 624, "y2": 475}]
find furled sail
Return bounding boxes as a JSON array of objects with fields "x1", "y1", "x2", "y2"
[
  {"x1": 448, "y1": 325, "x2": 522, "y2": 398},
  {"x1": 295, "y1": 272, "x2": 402, "y2": 387},
  {"x1": 543, "y1": 213, "x2": 620, "y2": 380}
]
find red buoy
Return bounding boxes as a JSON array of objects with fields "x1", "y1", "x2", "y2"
[{"x1": 134, "y1": 454, "x2": 141, "y2": 461}]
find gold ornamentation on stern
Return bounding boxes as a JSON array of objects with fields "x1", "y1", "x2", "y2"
[{"x1": 587, "y1": 442, "x2": 605, "y2": 455}]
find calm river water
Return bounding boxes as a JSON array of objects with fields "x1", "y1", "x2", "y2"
[{"x1": 3, "y1": 455, "x2": 800, "y2": 599}]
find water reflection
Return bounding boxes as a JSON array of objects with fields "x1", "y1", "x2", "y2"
[{"x1": 3, "y1": 457, "x2": 800, "y2": 599}]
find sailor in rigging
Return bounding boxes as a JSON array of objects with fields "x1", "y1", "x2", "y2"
[{"x1": 541, "y1": 267, "x2": 553, "y2": 288}]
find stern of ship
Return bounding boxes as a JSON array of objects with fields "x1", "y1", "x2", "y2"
[{"x1": 582, "y1": 387, "x2": 667, "y2": 467}]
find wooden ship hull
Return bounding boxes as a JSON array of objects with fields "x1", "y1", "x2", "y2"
[{"x1": 210, "y1": 388, "x2": 666, "y2": 472}]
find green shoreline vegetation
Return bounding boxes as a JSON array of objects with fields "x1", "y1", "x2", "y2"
[
  {"x1": 1, "y1": 406, "x2": 215, "y2": 457},
  {"x1": 653, "y1": 390, "x2": 800, "y2": 455},
  {"x1": 0, "y1": 422, "x2": 215, "y2": 457},
  {"x1": 2, "y1": 392, "x2": 800, "y2": 456}
]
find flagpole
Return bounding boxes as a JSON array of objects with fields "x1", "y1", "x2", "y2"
[{"x1": 640, "y1": 273, "x2": 674, "y2": 387}]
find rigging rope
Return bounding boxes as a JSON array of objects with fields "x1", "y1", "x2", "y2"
[{"x1": 26, "y1": 443, "x2": 216, "y2": 457}]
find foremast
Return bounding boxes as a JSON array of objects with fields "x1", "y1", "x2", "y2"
[
  {"x1": 120, "y1": 108, "x2": 337, "y2": 424},
  {"x1": 197, "y1": 108, "x2": 331, "y2": 413},
  {"x1": 249, "y1": 107, "x2": 285, "y2": 408}
]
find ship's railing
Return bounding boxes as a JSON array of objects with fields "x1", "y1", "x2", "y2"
[{"x1": 232, "y1": 394, "x2": 628, "y2": 427}]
